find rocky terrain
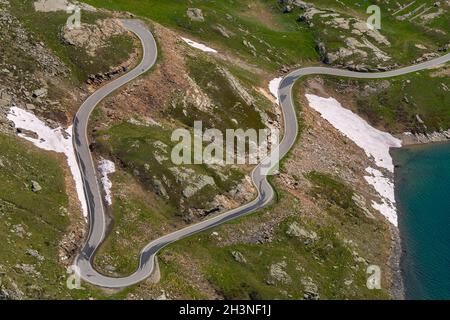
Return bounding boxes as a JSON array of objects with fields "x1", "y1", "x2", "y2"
[
  {"x1": 0, "y1": 0, "x2": 70, "y2": 134},
  {"x1": 61, "y1": 18, "x2": 126, "y2": 57}
]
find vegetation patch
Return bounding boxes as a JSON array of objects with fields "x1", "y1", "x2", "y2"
[{"x1": 0, "y1": 134, "x2": 110, "y2": 299}]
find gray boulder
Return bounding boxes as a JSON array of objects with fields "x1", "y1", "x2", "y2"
[
  {"x1": 187, "y1": 8, "x2": 204, "y2": 22},
  {"x1": 231, "y1": 251, "x2": 247, "y2": 264},
  {"x1": 31, "y1": 180, "x2": 42, "y2": 193}
]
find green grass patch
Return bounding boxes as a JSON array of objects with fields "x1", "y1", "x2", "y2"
[{"x1": 0, "y1": 135, "x2": 91, "y2": 298}]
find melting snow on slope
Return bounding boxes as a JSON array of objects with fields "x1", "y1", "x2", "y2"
[
  {"x1": 305, "y1": 94, "x2": 402, "y2": 172},
  {"x1": 269, "y1": 77, "x2": 282, "y2": 105},
  {"x1": 305, "y1": 94, "x2": 402, "y2": 227},
  {"x1": 98, "y1": 158, "x2": 116, "y2": 206},
  {"x1": 7, "y1": 107, "x2": 88, "y2": 217},
  {"x1": 181, "y1": 37, "x2": 218, "y2": 53},
  {"x1": 364, "y1": 167, "x2": 397, "y2": 226}
]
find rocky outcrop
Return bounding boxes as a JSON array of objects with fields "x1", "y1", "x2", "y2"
[
  {"x1": 267, "y1": 261, "x2": 291, "y2": 285},
  {"x1": 26, "y1": 249, "x2": 45, "y2": 262},
  {"x1": 0, "y1": 266, "x2": 24, "y2": 300},
  {"x1": 217, "y1": 66, "x2": 255, "y2": 106},
  {"x1": 187, "y1": 8, "x2": 204, "y2": 22},
  {"x1": 301, "y1": 276, "x2": 320, "y2": 300},
  {"x1": 412, "y1": 52, "x2": 441, "y2": 64},
  {"x1": 86, "y1": 65, "x2": 129, "y2": 85},
  {"x1": 231, "y1": 251, "x2": 247, "y2": 263},
  {"x1": 286, "y1": 222, "x2": 318, "y2": 244},
  {"x1": 169, "y1": 167, "x2": 216, "y2": 199},
  {"x1": 213, "y1": 24, "x2": 234, "y2": 38},
  {"x1": 399, "y1": 129, "x2": 450, "y2": 145},
  {"x1": 33, "y1": 0, "x2": 69, "y2": 12},
  {"x1": 282, "y1": 0, "x2": 393, "y2": 69},
  {"x1": 31, "y1": 180, "x2": 42, "y2": 193},
  {"x1": 14, "y1": 264, "x2": 40, "y2": 277},
  {"x1": 61, "y1": 19, "x2": 126, "y2": 57}
]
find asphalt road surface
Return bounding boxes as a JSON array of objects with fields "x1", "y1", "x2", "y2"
[{"x1": 74, "y1": 20, "x2": 450, "y2": 288}]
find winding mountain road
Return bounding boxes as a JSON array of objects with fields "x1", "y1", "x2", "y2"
[{"x1": 74, "y1": 19, "x2": 450, "y2": 288}]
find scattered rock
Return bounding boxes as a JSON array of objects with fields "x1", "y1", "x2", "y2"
[
  {"x1": 26, "y1": 249, "x2": 44, "y2": 262},
  {"x1": 344, "y1": 279, "x2": 353, "y2": 286},
  {"x1": 11, "y1": 224, "x2": 28, "y2": 238},
  {"x1": 213, "y1": 24, "x2": 234, "y2": 38},
  {"x1": 104, "y1": 265, "x2": 116, "y2": 272},
  {"x1": 14, "y1": 264, "x2": 40, "y2": 277},
  {"x1": 267, "y1": 261, "x2": 291, "y2": 285},
  {"x1": 187, "y1": 8, "x2": 204, "y2": 22},
  {"x1": 283, "y1": 5, "x2": 293, "y2": 13},
  {"x1": 31, "y1": 180, "x2": 42, "y2": 193},
  {"x1": 156, "y1": 290, "x2": 170, "y2": 300},
  {"x1": 286, "y1": 222, "x2": 318, "y2": 244},
  {"x1": 153, "y1": 178, "x2": 168, "y2": 198},
  {"x1": 301, "y1": 276, "x2": 319, "y2": 300},
  {"x1": 231, "y1": 251, "x2": 247, "y2": 263},
  {"x1": 32, "y1": 88, "x2": 47, "y2": 99}
]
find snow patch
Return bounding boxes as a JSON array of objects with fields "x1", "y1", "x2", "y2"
[
  {"x1": 364, "y1": 167, "x2": 397, "y2": 226},
  {"x1": 269, "y1": 77, "x2": 282, "y2": 105},
  {"x1": 98, "y1": 158, "x2": 116, "y2": 206},
  {"x1": 305, "y1": 94, "x2": 402, "y2": 227},
  {"x1": 181, "y1": 37, "x2": 218, "y2": 53},
  {"x1": 305, "y1": 94, "x2": 402, "y2": 172},
  {"x1": 7, "y1": 107, "x2": 88, "y2": 217}
]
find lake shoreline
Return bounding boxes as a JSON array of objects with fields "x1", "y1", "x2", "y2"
[{"x1": 387, "y1": 224, "x2": 405, "y2": 299}]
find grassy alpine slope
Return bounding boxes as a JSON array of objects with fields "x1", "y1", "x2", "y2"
[
  {"x1": 0, "y1": 134, "x2": 111, "y2": 299},
  {"x1": 84, "y1": 0, "x2": 449, "y2": 69},
  {"x1": 10, "y1": 0, "x2": 135, "y2": 83},
  {"x1": 83, "y1": 0, "x2": 319, "y2": 70},
  {"x1": 283, "y1": 0, "x2": 450, "y2": 65}
]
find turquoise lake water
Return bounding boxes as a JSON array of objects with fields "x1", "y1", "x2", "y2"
[{"x1": 393, "y1": 142, "x2": 450, "y2": 300}]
